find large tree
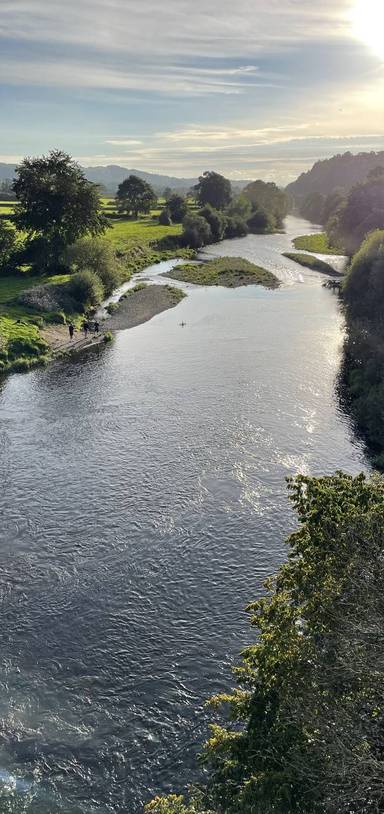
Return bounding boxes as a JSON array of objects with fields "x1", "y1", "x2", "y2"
[
  {"x1": 194, "y1": 171, "x2": 232, "y2": 210},
  {"x1": 116, "y1": 175, "x2": 156, "y2": 218},
  {"x1": 243, "y1": 179, "x2": 288, "y2": 228},
  {"x1": 12, "y1": 150, "x2": 107, "y2": 271}
]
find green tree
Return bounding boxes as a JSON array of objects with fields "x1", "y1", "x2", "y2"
[
  {"x1": 116, "y1": 175, "x2": 156, "y2": 218},
  {"x1": 227, "y1": 194, "x2": 252, "y2": 221},
  {"x1": 158, "y1": 208, "x2": 172, "y2": 226},
  {"x1": 198, "y1": 205, "x2": 226, "y2": 242},
  {"x1": 64, "y1": 237, "x2": 121, "y2": 295},
  {"x1": 194, "y1": 172, "x2": 232, "y2": 210},
  {"x1": 182, "y1": 214, "x2": 212, "y2": 248},
  {"x1": 166, "y1": 194, "x2": 188, "y2": 223},
  {"x1": 67, "y1": 269, "x2": 104, "y2": 310},
  {"x1": 148, "y1": 473, "x2": 384, "y2": 814},
  {"x1": 343, "y1": 229, "x2": 384, "y2": 321},
  {"x1": 243, "y1": 180, "x2": 288, "y2": 228},
  {"x1": 247, "y1": 206, "x2": 275, "y2": 232},
  {"x1": 330, "y1": 173, "x2": 384, "y2": 254},
  {"x1": 224, "y1": 215, "x2": 248, "y2": 238},
  {"x1": 0, "y1": 221, "x2": 17, "y2": 273},
  {"x1": 12, "y1": 150, "x2": 107, "y2": 271}
]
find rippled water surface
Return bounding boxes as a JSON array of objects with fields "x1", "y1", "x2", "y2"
[{"x1": 0, "y1": 217, "x2": 367, "y2": 812}]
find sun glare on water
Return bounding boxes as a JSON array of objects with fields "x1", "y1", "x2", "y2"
[{"x1": 351, "y1": 0, "x2": 384, "y2": 60}]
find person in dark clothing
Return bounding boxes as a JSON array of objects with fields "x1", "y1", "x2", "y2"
[
  {"x1": 68, "y1": 323, "x2": 74, "y2": 340},
  {"x1": 82, "y1": 320, "x2": 89, "y2": 338},
  {"x1": 94, "y1": 320, "x2": 100, "y2": 334}
]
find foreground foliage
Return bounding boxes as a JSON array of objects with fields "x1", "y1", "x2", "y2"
[{"x1": 147, "y1": 472, "x2": 384, "y2": 814}]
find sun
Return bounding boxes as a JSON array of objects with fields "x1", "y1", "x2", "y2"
[{"x1": 351, "y1": 0, "x2": 384, "y2": 60}]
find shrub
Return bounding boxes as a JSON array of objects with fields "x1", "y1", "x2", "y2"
[
  {"x1": 64, "y1": 238, "x2": 121, "y2": 294},
  {"x1": 247, "y1": 206, "x2": 276, "y2": 232},
  {"x1": 344, "y1": 230, "x2": 384, "y2": 321},
  {"x1": 103, "y1": 331, "x2": 113, "y2": 342},
  {"x1": 45, "y1": 310, "x2": 66, "y2": 324},
  {"x1": 182, "y1": 214, "x2": 212, "y2": 248},
  {"x1": 224, "y1": 215, "x2": 248, "y2": 238},
  {"x1": 67, "y1": 269, "x2": 104, "y2": 310},
  {"x1": 158, "y1": 208, "x2": 172, "y2": 226},
  {"x1": 198, "y1": 205, "x2": 226, "y2": 242},
  {"x1": 166, "y1": 194, "x2": 188, "y2": 223},
  {"x1": 106, "y1": 301, "x2": 119, "y2": 315}
]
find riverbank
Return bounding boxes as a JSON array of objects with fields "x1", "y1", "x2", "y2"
[{"x1": 164, "y1": 256, "x2": 279, "y2": 288}]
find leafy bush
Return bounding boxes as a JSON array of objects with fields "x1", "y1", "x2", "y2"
[
  {"x1": 344, "y1": 229, "x2": 384, "y2": 321},
  {"x1": 247, "y1": 206, "x2": 276, "y2": 232},
  {"x1": 67, "y1": 269, "x2": 104, "y2": 310},
  {"x1": 64, "y1": 238, "x2": 121, "y2": 294},
  {"x1": 166, "y1": 194, "x2": 188, "y2": 223},
  {"x1": 224, "y1": 215, "x2": 248, "y2": 238},
  {"x1": 182, "y1": 214, "x2": 212, "y2": 248},
  {"x1": 158, "y1": 208, "x2": 172, "y2": 226},
  {"x1": 198, "y1": 205, "x2": 226, "y2": 242}
]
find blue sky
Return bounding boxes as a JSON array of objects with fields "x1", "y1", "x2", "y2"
[{"x1": 1, "y1": 0, "x2": 384, "y2": 183}]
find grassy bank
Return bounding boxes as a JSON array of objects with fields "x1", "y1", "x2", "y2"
[
  {"x1": 0, "y1": 212, "x2": 192, "y2": 375},
  {"x1": 283, "y1": 252, "x2": 342, "y2": 276},
  {"x1": 165, "y1": 256, "x2": 279, "y2": 289},
  {"x1": 293, "y1": 233, "x2": 345, "y2": 254}
]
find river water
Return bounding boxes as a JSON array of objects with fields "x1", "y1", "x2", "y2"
[{"x1": 0, "y1": 217, "x2": 367, "y2": 813}]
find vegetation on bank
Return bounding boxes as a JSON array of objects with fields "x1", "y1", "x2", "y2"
[
  {"x1": 341, "y1": 230, "x2": 384, "y2": 467},
  {"x1": 0, "y1": 153, "x2": 289, "y2": 374},
  {"x1": 165, "y1": 256, "x2": 279, "y2": 289},
  {"x1": 147, "y1": 472, "x2": 384, "y2": 814},
  {"x1": 292, "y1": 232, "x2": 345, "y2": 254},
  {"x1": 283, "y1": 252, "x2": 340, "y2": 276},
  {"x1": 290, "y1": 158, "x2": 384, "y2": 258}
]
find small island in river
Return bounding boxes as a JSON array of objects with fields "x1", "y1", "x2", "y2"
[
  {"x1": 164, "y1": 256, "x2": 279, "y2": 289},
  {"x1": 106, "y1": 283, "x2": 186, "y2": 331},
  {"x1": 283, "y1": 252, "x2": 343, "y2": 277}
]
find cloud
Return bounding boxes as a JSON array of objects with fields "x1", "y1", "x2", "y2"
[{"x1": 0, "y1": 0, "x2": 353, "y2": 60}]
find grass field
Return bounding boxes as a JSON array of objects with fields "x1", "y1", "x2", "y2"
[
  {"x1": 292, "y1": 233, "x2": 345, "y2": 255},
  {"x1": 165, "y1": 256, "x2": 279, "y2": 289},
  {"x1": 283, "y1": 252, "x2": 342, "y2": 276}
]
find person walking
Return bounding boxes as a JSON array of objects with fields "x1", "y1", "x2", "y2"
[
  {"x1": 82, "y1": 320, "x2": 89, "y2": 338},
  {"x1": 94, "y1": 320, "x2": 100, "y2": 334},
  {"x1": 68, "y1": 322, "x2": 74, "y2": 340}
]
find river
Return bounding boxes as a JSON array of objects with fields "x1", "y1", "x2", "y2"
[{"x1": 0, "y1": 216, "x2": 367, "y2": 813}]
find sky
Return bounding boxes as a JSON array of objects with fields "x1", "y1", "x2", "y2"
[{"x1": 1, "y1": 0, "x2": 384, "y2": 184}]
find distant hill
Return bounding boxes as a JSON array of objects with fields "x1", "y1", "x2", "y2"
[
  {"x1": 0, "y1": 162, "x2": 251, "y2": 195},
  {"x1": 286, "y1": 151, "x2": 384, "y2": 203}
]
